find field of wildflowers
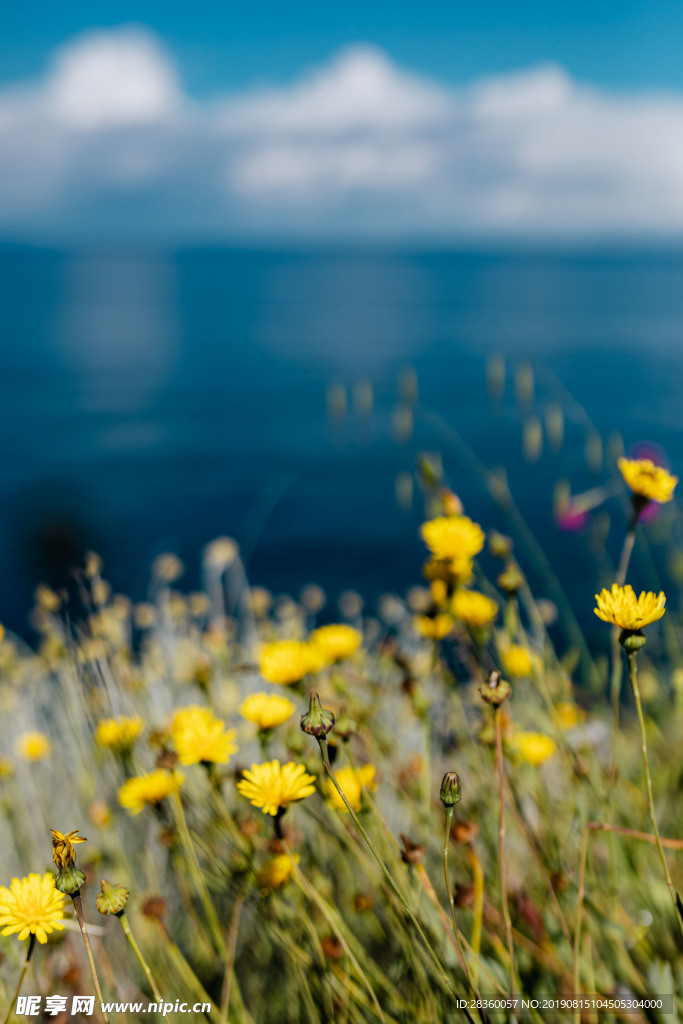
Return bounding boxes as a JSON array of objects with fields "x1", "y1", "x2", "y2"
[{"x1": 0, "y1": 363, "x2": 681, "y2": 1024}]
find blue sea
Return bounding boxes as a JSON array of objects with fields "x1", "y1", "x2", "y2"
[{"x1": 2, "y1": 245, "x2": 683, "y2": 655}]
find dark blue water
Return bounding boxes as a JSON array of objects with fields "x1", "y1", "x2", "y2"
[{"x1": 2, "y1": 245, "x2": 683, "y2": 659}]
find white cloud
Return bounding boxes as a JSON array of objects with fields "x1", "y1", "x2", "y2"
[{"x1": 2, "y1": 28, "x2": 683, "y2": 237}]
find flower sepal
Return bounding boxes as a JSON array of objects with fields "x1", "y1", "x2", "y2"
[
  {"x1": 55, "y1": 866, "x2": 86, "y2": 895},
  {"x1": 96, "y1": 879, "x2": 130, "y2": 916},
  {"x1": 619, "y1": 630, "x2": 647, "y2": 652}
]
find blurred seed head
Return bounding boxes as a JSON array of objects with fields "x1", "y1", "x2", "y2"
[
  {"x1": 326, "y1": 382, "x2": 347, "y2": 420},
  {"x1": 204, "y1": 537, "x2": 239, "y2": 570},
  {"x1": 523, "y1": 416, "x2": 543, "y2": 463},
  {"x1": 152, "y1": 553, "x2": 183, "y2": 584},
  {"x1": 300, "y1": 584, "x2": 326, "y2": 614},
  {"x1": 398, "y1": 367, "x2": 418, "y2": 405},
  {"x1": 339, "y1": 590, "x2": 363, "y2": 620},
  {"x1": 352, "y1": 379, "x2": 373, "y2": 416},
  {"x1": 392, "y1": 404, "x2": 413, "y2": 444},
  {"x1": 486, "y1": 354, "x2": 506, "y2": 400},
  {"x1": 545, "y1": 404, "x2": 564, "y2": 450},
  {"x1": 515, "y1": 362, "x2": 534, "y2": 405}
]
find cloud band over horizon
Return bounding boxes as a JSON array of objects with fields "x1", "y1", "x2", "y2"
[{"x1": 2, "y1": 26, "x2": 683, "y2": 241}]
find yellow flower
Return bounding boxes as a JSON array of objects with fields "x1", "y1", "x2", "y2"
[
  {"x1": 239, "y1": 693, "x2": 296, "y2": 732},
  {"x1": 118, "y1": 769, "x2": 184, "y2": 815},
  {"x1": 50, "y1": 829, "x2": 86, "y2": 871},
  {"x1": 259, "y1": 641, "x2": 314, "y2": 685},
  {"x1": 594, "y1": 584, "x2": 666, "y2": 632},
  {"x1": 509, "y1": 732, "x2": 557, "y2": 766},
  {"x1": 0, "y1": 873, "x2": 66, "y2": 944},
  {"x1": 413, "y1": 614, "x2": 454, "y2": 639},
  {"x1": 452, "y1": 590, "x2": 498, "y2": 628},
  {"x1": 309, "y1": 624, "x2": 362, "y2": 665},
  {"x1": 618, "y1": 457, "x2": 677, "y2": 504},
  {"x1": 502, "y1": 645, "x2": 534, "y2": 678},
  {"x1": 325, "y1": 764, "x2": 376, "y2": 813},
  {"x1": 171, "y1": 706, "x2": 238, "y2": 766},
  {"x1": 16, "y1": 731, "x2": 51, "y2": 762},
  {"x1": 257, "y1": 853, "x2": 299, "y2": 889},
  {"x1": 237, "y1": 759, "x2": 316, "y2": 816},
  {"x1": 553, "y1": 702, "x2": 585, "y2": 731},
  {"x1": 95, "y1": 715, "x2": 144, "y2": 754},
  {"x1": 420, "y1": 516, "x2": 485, "y2": 562}
]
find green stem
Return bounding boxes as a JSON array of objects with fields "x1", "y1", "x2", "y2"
[
  {"x1": 171, "y1": 790, "x2": 227, "y2": 958},
  {"x1": 118, "y1": 912, "x2": 162, "y2": 1003},
  {"x1": 282, "y1": 839, "x2": 386, "y2": 1024},
  {"x1": 494, "y1": 708, "x2": 516, "y2": 997},
  {"x1": 316, "y1": 738, "x2": 460, "y2": 1008},
  {"x1": 608, "y1": 512, "x2": 639, "y2": 791},
  {"x1": 1, "y1": 934, "x2": 35, "y2": 1024},
  {"x1": 71, "y1": 893, "x2": 111, "y2": 1024},
  {"x1": 572, "y1": 824, "x2": 590, "y2": 1024},
  {"x1": 627, "y1": 651, "x2": 683, "y2": 939},
  {"x1": 443, "y1": 810, "x2": 489, "y2": 1024}
]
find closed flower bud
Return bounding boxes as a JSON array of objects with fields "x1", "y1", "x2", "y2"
[
  {"x1": 55, "y1": 866, "x2": 86, "y2": 895},
  {"x1": 96, "y1": 879, "x2": 129, "y2": 916},
  {"x1": 440, "y1": 771, "x2": 462, "y2": 807},
  {"x1": 489, "y1": 531, "x2": 513, "y2": 560},
  {"x1": 497, "y1": 563, "x2": 525, "y2": 595},
  {"x1": 479, "y1": 670, "x2": 511, "y2": 705},
  {"x1": 300, "y1": 692, "x2": 335, "y2": 738}
]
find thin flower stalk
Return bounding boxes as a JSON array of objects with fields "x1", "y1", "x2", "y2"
[
  {"x1": 118, "y1": 912, "x2": 162, "y2": 1004},
  {"x1": 494, "y1": 707, "x2": 516, "y2": 998},
  {"x1": 315, "y1": 737, "x2": 461, "y2": 1009},
  {"x1": 1, "y1": 934, "x2": 35, "y2": 1024},
  {"x1": 71, "y1": 893, "x2": 111, "y2": 1024},
  {"x1": 170, "y1": 791, "x2": 227, "y2": 958},
  {"x1": 626, "y1": 651, "x2": 683, "y2": 938}
]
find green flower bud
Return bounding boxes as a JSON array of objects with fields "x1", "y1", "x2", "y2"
[
  {"x1": 96, "y1": 879, "x2": 129, "y2": 916},
  {"x1": 620, "y1": 630, "x2": 646, "y2": 652},
  {"x1": 55, "y1": 866, "x2": 86, "y2": 895},
  {"x1": 440, "y1": 771, "x2": 462, "y2": 808},
  {"x1": 479, "y1": 670, "x2": 511, "y2": 705},
  {"x1": 489, "y1": 531, "x2": 513, "y2": 560},
  {"x1": 497, "y1": 562, "x2": 525, "y2": 596},
  {"x1": 300, "y1": 692, "x2": 335, "y2": 738}
]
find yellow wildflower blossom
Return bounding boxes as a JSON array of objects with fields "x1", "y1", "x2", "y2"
[
  {"x1": 594, "y1": 584, "x2": 666, "y2": 632},
  {"x1": 118, "y1": 769, "x2": 184, "y2": 815},
  {"x1": 413, "y1": 614, "x2": 454, "y2": 639},
  {"x1": 239, "y1": 693, "x2": 296, "y2": 732},
  {"x1": 509, "y1": 732, "x2": 557, "y2": 766},
  {"x1": 309, "y1": 624, "x2": 362, "y2": 664},
  {"x1": 237, "y1": 760, "x2": 316, "y2": 816},
  {"x1": 420, "y1": 516, "x2": 485, "y2": 562},
  {"x1": 618, "y1": 457, "x2": 677, "y2": 504},
  {"x1": 171, "y1": 706, "x2": 238, "y2": 766},
  {"x1": 257, "y1": 853, "x2": 299, "y2": 889},
  {"x1": 553, "y1": 702, "x2": 585, "y2": 731},
  {"x1": 95, "y1": 715, "x2": 144, "y2": 754},
  {"x1": 0, "y1": 873, "x2": 66, "y2": 945},
  {"x1": 16, "y1": 731, "x2": 51, "y2": 762},
  {"x1": 325, "y1": 764, "x2": 376, "y2": 813},
  {"x1": 259, "y1": 640, "x2": 314, "y2": 685},
  {"x1": 50, "y1": 829, "x2": 86, "y2": 871},
  {"x1": 452, "y1": 590, "x2": 498, "y2": 628},
  {"x1": 502, "y1": 645, "x2": 534, "y2": 678}
]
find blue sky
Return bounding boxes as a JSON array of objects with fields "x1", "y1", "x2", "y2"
[
  {"x1": 2, "y1": 4, "x2": 683, "y2": 241},
  {"x1": 4, "y1": 1, "x2": 683, "y2": 95}
]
